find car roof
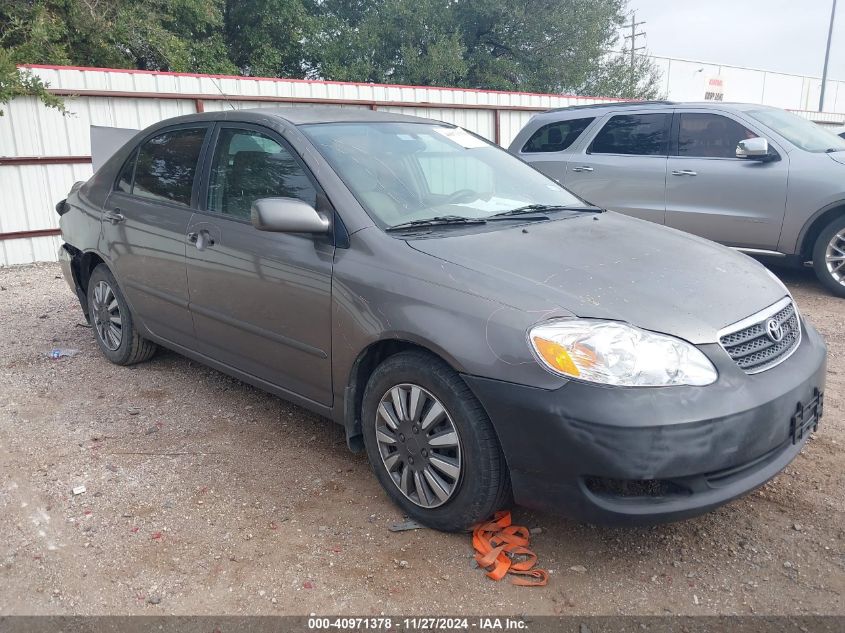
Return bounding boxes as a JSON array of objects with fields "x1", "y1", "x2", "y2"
[
  {"x1": 538, "y1": 100, "x2": 772, "y2": 118},
  {"x1": 149, "y1": 106, "x2": 448, "y2": 128},
  {"x1": 247, "y1": 105, "x2": 451, "y2": 126}
]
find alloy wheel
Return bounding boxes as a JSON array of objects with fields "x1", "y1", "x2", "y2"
[
  {"x1": 374, "y1": 383, "x2": 462, "y2": 508},
  {"x1": 92, "y1": 280, "x2": 123, "y2": 351},
  {"x1": 827, "y1": 229, "x2": 845, "y2": 287}
]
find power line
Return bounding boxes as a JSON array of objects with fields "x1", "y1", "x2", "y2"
[
  {"x1": 819, "y1": 0, "x2": 838, "y2": 111},
  {"x1": 621, "y1": 10, "x2": 646, "y2": 97}
]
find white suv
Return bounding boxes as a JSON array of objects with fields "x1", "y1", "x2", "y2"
[{"x1": 510, "y1": 101, "x2": 845, "y2": 297}]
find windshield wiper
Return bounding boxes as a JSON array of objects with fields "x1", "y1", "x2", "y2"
[
  {"x1": 386, "y1": 215, "x2": 488, "y2": 231},
  {"x1": 489, "y1": 203, "x2": 603, "y2": 218}
]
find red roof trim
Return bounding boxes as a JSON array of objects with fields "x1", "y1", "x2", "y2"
[{"x1": 19, "y1": 64, "x2": 625, "y2": 103}]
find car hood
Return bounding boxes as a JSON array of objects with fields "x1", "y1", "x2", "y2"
[{"x1": 408, "y1": 212, "x2": 787, "y2": 344}]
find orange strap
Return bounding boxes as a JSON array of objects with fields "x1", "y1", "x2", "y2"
[{"x1": 471, "y1": 511, "x2": 548, "y2": 586}]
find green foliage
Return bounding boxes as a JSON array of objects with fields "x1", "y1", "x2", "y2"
[
  {"x1": 0, "y1": 48, "x2": 66, "y2": 115},
  {"x1": 305, "y1": 0, "x2": 661, "y2": 97},
  {"x1": 305, "y1": 0, "x2": 468, "y2": 86},
  {"x1": 225, "y1": 0, "x2": 309, "y2": 77},
  {"x1": 0, "y1": 0, "x2": 661, "y2": 115}
]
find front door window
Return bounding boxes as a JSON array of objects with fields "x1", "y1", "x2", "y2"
[{"x1": 207, "y1": 128, "x2": 317, "y2": 219}]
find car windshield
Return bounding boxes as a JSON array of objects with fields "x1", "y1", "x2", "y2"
[
  {"x1": 747, "y1": 108, "x2": 845, "y2": 153},
  {"x1": 300, "y1": 122, "x2": 587, "y2": 228}
]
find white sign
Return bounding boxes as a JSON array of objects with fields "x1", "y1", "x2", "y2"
[{"x1": 704, "y1": 76, "x2": 725, "y2": 101}]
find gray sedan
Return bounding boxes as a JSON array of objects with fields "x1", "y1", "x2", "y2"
[{"x1": 56, "y1": 108, "x2": 826, "y2": 530}]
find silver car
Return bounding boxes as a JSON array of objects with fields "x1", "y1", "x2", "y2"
[
  {"x1": 509, "y1": 101, "x2": 845, "y2": 297},
  {"x1": 56, "y1": 108, "x2": 827, "y2": 530}
]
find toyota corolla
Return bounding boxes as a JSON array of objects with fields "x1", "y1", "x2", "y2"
[{"x1": 56, "y1": 108, "x2": 827, "y2": 531}]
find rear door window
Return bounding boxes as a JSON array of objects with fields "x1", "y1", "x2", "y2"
[
  {"x1": 589, "y1": 113, "x2": 671, "y2": 156},
  {"x1": 676, "y1": 113, "x2": 757, "y2": 158},
  {"x1": 206, "y1": 127, "x2": 317, "y2": 220},
  {"x1": 132, "y1": 127, "x2": 207, "y2": 206},
  {"x1": 522, "y1": 118, "x2": 595, "y2": 153}
]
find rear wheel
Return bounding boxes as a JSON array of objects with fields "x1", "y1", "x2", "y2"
[
  {"x1": 361, "y1": 351, "x2": 510, "y2": 532},
  {"x1": 87, "y1": 264, "x2": 158, "y2": 365},
  {"x1": 812, "y1": 216, "x2": 845, "y2": 298}
]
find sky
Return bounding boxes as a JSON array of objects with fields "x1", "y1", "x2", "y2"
[{"x1": 625, "y1": 0, "x2": 844, "y2": 80}]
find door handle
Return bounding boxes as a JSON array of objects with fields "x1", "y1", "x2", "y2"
[
  {"x1": 189, "y1": 229, "x2": 215, "y2": 250},
  {"x1": 671, "y1": 169, "x2": 698, "y2": 176},
  {"x1": 104, "y1": 209, "x2": 125, "y2": 224},
  {"x1": 571, "y1": 165, "x2": 594, "y2": 172}
]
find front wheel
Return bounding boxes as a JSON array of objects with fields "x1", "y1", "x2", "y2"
[
  {"x1": 812, "y1": 216, "x2": 845, "y2": 298},
  {"x1": 361, "y1": 351, "x2": 511, "y2": 532}
]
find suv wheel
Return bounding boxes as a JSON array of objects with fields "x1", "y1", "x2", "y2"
[
  {"x1": 87, "y1": 264, "x2": 158, "y2": 365},
  {"x1": 361, "y1": 351, "x2": 511, "y2": 532},
  {"x1": 812, "y1": 216, "x2": 845, "y2": 298}
]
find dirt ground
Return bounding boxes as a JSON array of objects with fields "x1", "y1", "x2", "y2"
[{"x1": 0, "y1": 262, "x2": 842, "y2": 616}]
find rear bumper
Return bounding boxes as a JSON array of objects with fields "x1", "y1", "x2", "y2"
[
  {"x1": 58, "y1": 243, "x2": 89, "y2": 320},
  {"x1": 58, "y1": 243, "x2": 76, "y2": 292},
  {"x1": 463, "y1": 321, "x2": 827, "y2": 525}
]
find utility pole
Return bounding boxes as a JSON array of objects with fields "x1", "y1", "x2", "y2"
[
  {"x1": 622, "y1": 11, "x2": 646, "y2": 98},
  {"x1": 819, "y1": 0, "x2": 838, "y2": 111}
]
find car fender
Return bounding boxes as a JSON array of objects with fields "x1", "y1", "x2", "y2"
[{"x1": 792, "y1": 198, "x2": 845, "y2": 258}]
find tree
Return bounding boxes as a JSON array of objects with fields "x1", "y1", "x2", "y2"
[
  {"x1": 224, "y1": 0, "x2": 311, "y2": 78},
  {"x1": 0, "y1": 2, "x2": 68, "y2": 115},
  {"x1": 0, "y1": 0, "x2": 237, "y2": 73},
  {"x1": 0, "y1": 49, "x2": 65, "y2": 116},
  {"x1": 0, "y1": 0, "x2": 239, "y2": 114},
  {"x1": 304, "y1": 0, "x2": 468, "y2": 86},
  {"x1": 1, "y1": 0, "x2": 661, "y2": 116},
  {"x1": 306, "y1": 0, "x2": 661, "y2": 97}
]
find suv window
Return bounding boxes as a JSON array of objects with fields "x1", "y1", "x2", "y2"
[
  {"x1": 589, "y1": 113, "x2": 670, "y2": 156},
  {"x1": 677, "y1": 113, "x2": 756, "y2": 158},
  {"x1": 132, "y1": 128, "x2": 206, "y2": 206},
  {"x1": 207, "y1": 127, "x2": 317, "y2": 219},
  {"x1": 522, "y1": 118, "x2": 594, "y2": 153}
]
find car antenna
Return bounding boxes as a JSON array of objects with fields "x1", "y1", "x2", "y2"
[{"x1": 209, "y1": 76, "x2": 236, "y2": 111}]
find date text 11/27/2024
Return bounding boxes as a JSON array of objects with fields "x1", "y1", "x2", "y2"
[{"x1": 306, "y1": 617, "x2": 528, "y2": 630}]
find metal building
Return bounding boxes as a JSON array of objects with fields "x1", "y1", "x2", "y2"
[{"x1": 1, "y1": 63, "x2": 843, "y2": 266}]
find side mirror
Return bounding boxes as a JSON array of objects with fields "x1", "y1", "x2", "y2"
[
  {"x1": 251, "y1": 198, "x2": 330, "y2": 234},
  {"x1": 736, "y1": 137, "x2": 769, "y2": 160}
]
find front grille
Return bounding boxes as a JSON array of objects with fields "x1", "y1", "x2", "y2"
[
  {"x1": 584, "y1": 477, "x2": 692, "y2": 499},
  {"x1": 719, "y1": 299, "x2": 801, "y2": 374}
]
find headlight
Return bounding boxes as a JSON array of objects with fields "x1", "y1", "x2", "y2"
[{"x1": 528, "y1": 319, "x2": 717, "y2": 387}]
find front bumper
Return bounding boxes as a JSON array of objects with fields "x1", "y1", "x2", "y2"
[{"x1": 463, "y1": 321, "x2": 827, "y2": 525}]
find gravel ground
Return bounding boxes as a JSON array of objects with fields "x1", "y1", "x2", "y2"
[{"x1": 0, "y1": 262, "x2": 843, "y2": 616}]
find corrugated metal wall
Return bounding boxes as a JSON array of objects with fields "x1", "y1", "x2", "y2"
[
  {"x1": 651, "y1": 55, "x2": 845, "y2": 114},
  {"x1": 1, "y1": 64, "x2": 844, "y2": 265},
  {"x1": 2, "y1": 65, "x2": 605, "y2": 265}
]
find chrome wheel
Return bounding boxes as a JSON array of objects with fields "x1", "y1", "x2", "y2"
[
  {"x1": 375, "y1": 384, "x2": 462, "y2": 508},
  {"x1": 92, "y1": 280, "x2": 122, "y2": 351},
  {"x1": 826, "y1": 228, "x2": 845, "y2": 286}
]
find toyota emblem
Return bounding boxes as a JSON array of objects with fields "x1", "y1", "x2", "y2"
[{"x1": 766, "y1": 318, "x2": 785, "y2": 343}]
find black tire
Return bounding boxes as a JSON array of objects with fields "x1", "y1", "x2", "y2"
[
  {"x1": 86, "y1": 264, "x2": 158, "y2": 365},
  {"x1": 361, "y1": 350, "x2": 511, "y2": 532},
  {"x1": 812, "y1": 215, "x2": 845, "y2": 299}
]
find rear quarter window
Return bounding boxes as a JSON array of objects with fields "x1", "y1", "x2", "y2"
[
  {"x1": 115, "y1": 149, "x2": 137, "y2": 193},
  {"x1": 522, "y1": 118, "x2": 594, "y2": 153}
]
